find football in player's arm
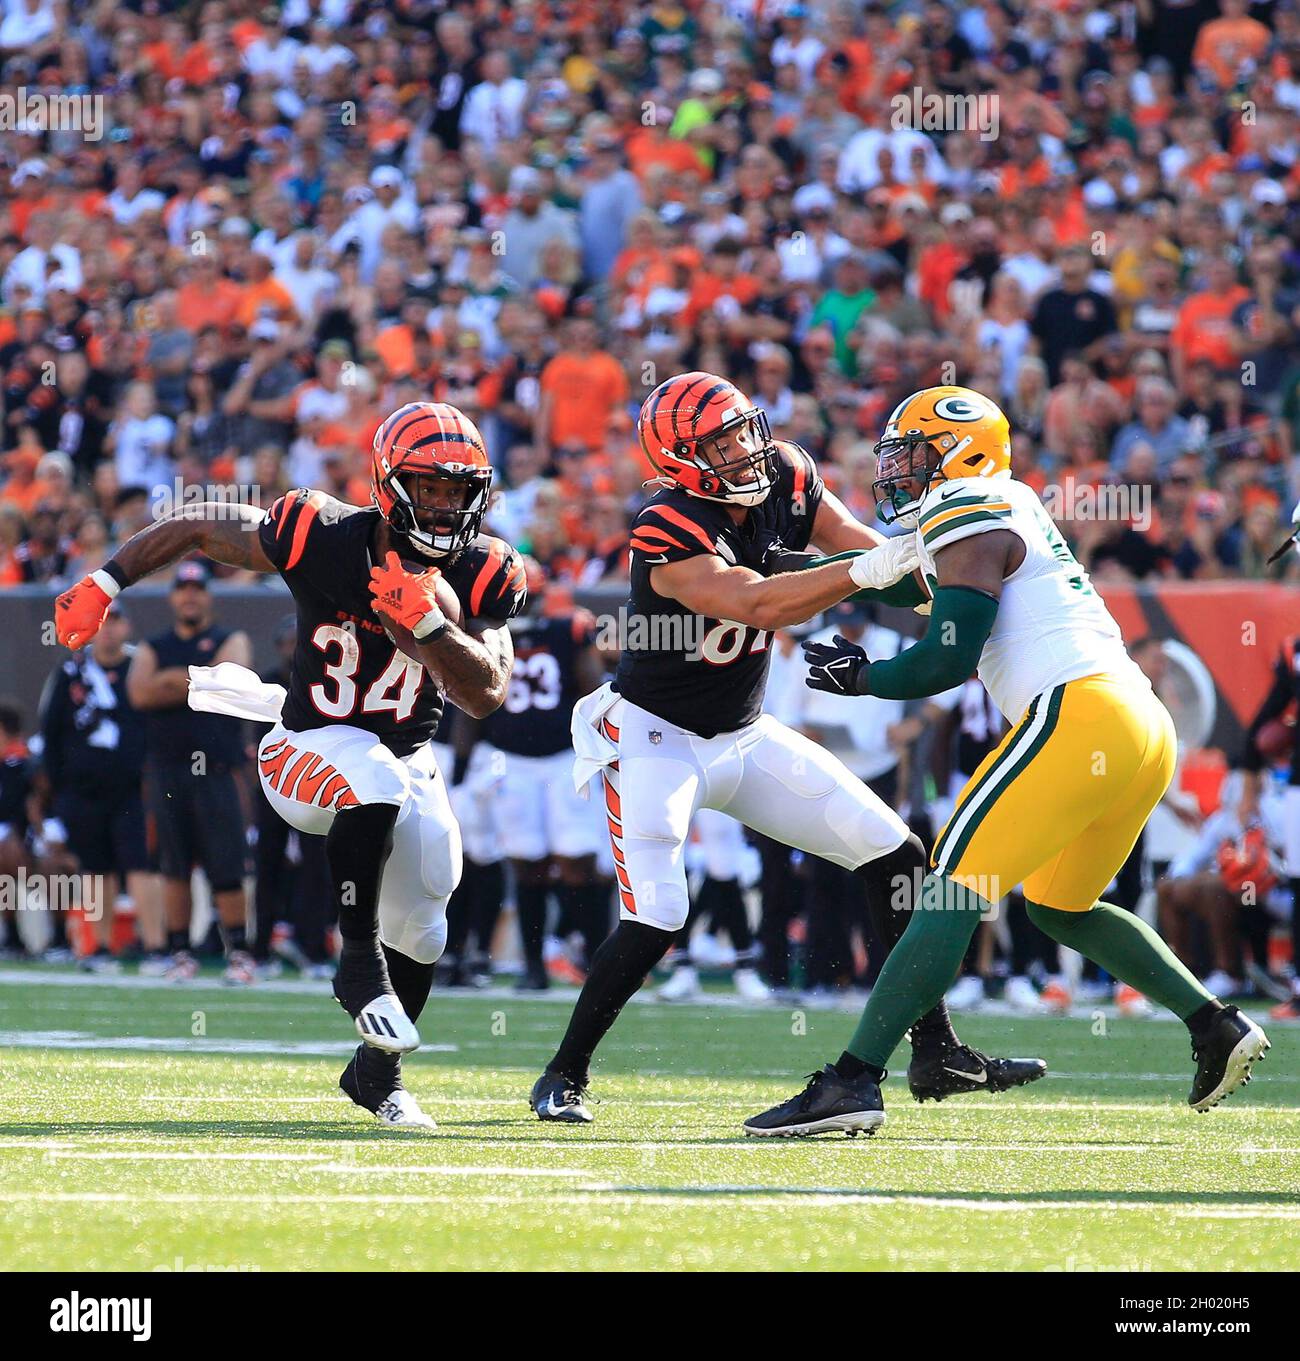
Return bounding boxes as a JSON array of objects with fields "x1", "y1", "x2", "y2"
[{"x1": 55, "y1": 500, "x2": 514, "y2": 720}]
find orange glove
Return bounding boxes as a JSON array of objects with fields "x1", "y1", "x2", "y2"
[
  {"x1": 368, "y1": 551, "x2": 447, "y2": 640},
  {"x1": 54, "y1": 572, "x2": 116, "y2": 649}
]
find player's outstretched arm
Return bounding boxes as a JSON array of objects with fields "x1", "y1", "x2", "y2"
[
  {"x1": 653, "y1": 534, "x2": 918, "y2": 632},
  {"x1": 806, "y1": 531, "x2": 1015, "y2": 699},
  {"x1": 54, "y1": 504, "x2": 275, "y2": 650}
]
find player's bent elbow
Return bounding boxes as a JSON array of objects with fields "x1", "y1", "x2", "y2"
[{"x1": 457, "y1": 684, "x2": 507, "y2": 721}]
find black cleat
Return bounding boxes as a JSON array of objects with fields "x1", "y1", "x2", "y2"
[
  {"x1": 1189, "y1": 1005, "x2": 1270, "y2": 1112},
  {"x1": 530, "y1": 1069, "x2": 594, "y2": 1123},
  {"x1": 908, "y1": 1044, "x2": 1047, "y2": 1103},
  {"x1": 743, "y1": 1065, "x2": 886, "y2": 1138},
  {"x1": 515, "y1": 963, "x2": 550, "y2": 992}
]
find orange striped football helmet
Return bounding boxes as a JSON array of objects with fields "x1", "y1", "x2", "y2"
[
  {"x1": 873, "y1": 385, "x2": 1012, "y2": 525},
  {"x1": 638, "y1": 371, "x2": 776, "y2": 507},
  {"x1": 371, "y1": 402, "x2": 493, "y2": 560}
]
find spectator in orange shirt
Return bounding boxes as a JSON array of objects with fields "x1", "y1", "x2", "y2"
[
  {"x1": 176, "y1": 253, "x2": 243, "y2": 336},
  {"x1": 681, "y1": 238, "x2": 760, "y2": 330},
  {"x1": 536, "y1": 317, "x2": 629, "y2": 455},
  {"x1": 1192, "y1": 0, "x2": 1271, "y2": 90},
  {"x1": 0, "y1": 446, "x2": 48, "y2": 517},
  {"x1": 234, "y1": 249, "x2": 298, "y2": 330},
  {"x1": 1169, "y1": 252, "x2": 1251, "y2": 385},
  {"x1": 916, "y1": 202, "x2": 972, "y2": 323},
  {"x1": 625, "y1": 107, "x2": 710, "y2": 184}
]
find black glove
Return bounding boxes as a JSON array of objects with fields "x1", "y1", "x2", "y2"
[{"x1": 804, "y1": 633, "x2": 870, "y2": 696}]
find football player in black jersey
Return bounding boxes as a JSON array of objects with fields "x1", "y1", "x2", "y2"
[
  {"x1": 530, "y1": 371, "x2": 1044, "y2": 1124},
  {"x1": 467, "y1": 563, "x2": 608, "y2": 989},
  {"x1": 55, "y1": 402, "x2": 526, "y2": 1129}
]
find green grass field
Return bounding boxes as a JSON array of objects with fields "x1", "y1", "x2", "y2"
[{"x1": 1, "y1": 967, "x2": 1296, "y2": 1272}]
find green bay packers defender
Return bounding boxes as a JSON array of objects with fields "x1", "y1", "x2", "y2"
[{"x1": 746, "y1": 386, "x2": 1270, "y2": 1137}]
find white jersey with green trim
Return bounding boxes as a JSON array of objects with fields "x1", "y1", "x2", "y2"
[{"x1": 913, "y1": 475, "x2": 1149, "y2": 723}]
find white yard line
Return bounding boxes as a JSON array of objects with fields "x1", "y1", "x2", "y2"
[
  {"x1": 307, "y1": 1163, "x2": 603, "y2": 1177},
  {"x1": 0, "y1": 1189, "x2": 1296, "y2": 1218},
  {"x1": 0, "y1": 1030, "x2": 457, "y2": 1056}
]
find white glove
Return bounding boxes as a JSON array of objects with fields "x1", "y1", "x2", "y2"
[{"x1": 846, "y1": 535, "x2": 920, "y2": 593}]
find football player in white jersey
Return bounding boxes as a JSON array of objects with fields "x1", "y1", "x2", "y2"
[{"x1": 746, "y1": 386, "x2": 1270, "y2": 1137}]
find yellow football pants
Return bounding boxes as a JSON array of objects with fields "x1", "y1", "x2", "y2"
[{"x1": 931, "y1": 674, "x2": 1177, "y2": 911}]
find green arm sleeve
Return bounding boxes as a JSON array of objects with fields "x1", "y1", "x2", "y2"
[
  {"x1": 797, "y1": 550, "x2": 929, "y2": 608},
  {"x1": 862, "y1": 585, "x2": 999, "y2": 700}
]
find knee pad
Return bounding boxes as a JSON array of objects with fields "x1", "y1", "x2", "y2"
[
  {"x1": 621, "y1": 863, "x2": 690, "y2": 932},
  {"x1": 826, "y1": 787, "x2": 910, "y2": 870},
  {"x1": 383, "y1": 911, "x2": 448, "y2": 965}
]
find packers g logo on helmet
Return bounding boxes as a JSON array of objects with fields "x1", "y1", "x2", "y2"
[{"x1": 872, "y1": 385, "x2": 1012, "y2": 525}]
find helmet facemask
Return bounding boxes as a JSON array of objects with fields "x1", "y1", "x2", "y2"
[
  {"x1": 872, "y1": 433, "x2": 944, "y2": 527},
  {"x1": 689, "y1": 407, "x2": 777, "y2": 507},
  {"x1": 378, "y1": 463, "x2": 492, "y2": 562}
]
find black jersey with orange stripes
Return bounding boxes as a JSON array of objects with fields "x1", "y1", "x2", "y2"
[
  {"x1": 614, "y1": 440, "x2": 823, "y2": 736},
  {"x1": 258, "y1": 490, "x2": 526, "y2": 757},
  {"x1": 480, "y1": 610, "x2": 598, "y2": 757}
]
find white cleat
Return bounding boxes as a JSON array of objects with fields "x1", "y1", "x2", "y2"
[
  {"x1": 946, "y1": 974, "x2": 986, "y2": 1010},
  {"x1": 372, "y1": 1089, "x2": 436, "y2": 1130},
  {"x1": 353, "y1": 993, "x2": 420, "y2": 1053},
  {"x1": 734, "y1": 966, "x2": 773, "y2": 1004},
  {"x1": 658, "y1": 964, "x2": 703, "y2": 1002},
  {"x1": 1004, "y1": 975, "x2": 1043, "y2": 1012}
]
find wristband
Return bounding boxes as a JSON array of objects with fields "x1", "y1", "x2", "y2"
[
  {"x1": 90, "y1": 566, "x2": 124, "y2": 599},
  {"x1": 412, "y1": 607, "x2": 448, "y2": 642}
]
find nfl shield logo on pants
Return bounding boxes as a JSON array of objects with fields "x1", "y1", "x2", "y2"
[{"x1": 649, "y1": 730, "x2": 662, "y2": 745}]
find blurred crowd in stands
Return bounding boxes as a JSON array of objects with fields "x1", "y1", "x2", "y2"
[{"x1": 1, "y1": 0, "x2": 1299, "y2": 589}]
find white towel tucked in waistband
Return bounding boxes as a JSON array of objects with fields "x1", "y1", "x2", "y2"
[
  {"x1": 570, "y1": 682, "x2": 621, "y2": 797},
  {"x1": 187, "y1": 662, "x2": 287, "y2": 723}
]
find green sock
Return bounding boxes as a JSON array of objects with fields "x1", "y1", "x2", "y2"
[
  {"x1": 1025, "y1": 900, "x2": 1213, "y2": 1019},
  {"x1": 846, "y1": 873, "x2": 989, "y2": 1069}
]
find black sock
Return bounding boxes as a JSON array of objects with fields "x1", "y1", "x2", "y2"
[
  {"x1": 515, "y1": 878, "x2": 549, "y2": 969},
  {"x1": 555, "y1": 882, "x2": 584, "y2": 945},
  {"x1": 442, "y1": 861, "x2": 477, "y2": 964},
  {"x1": 550, "y1": 920, "x2": 674, "y2": 1084},
  {"x1": 834, "y1": 1050, "x2": 885, "y2": 1082},
  {"x1": 328, "y1": 802, "x2": 399, "y2": 997},
  {"x1": 220, "y1": 923, "x2": 248, "y2": 955},
  {"x1": 471, "y1": 859, "x2": 505, "y2": 958},
  {"x1": 856, "y1": 835, "x2": 959, "y2": 1055},
  {"x1": 167, "y1": 929, "x2": 189, "y2": 954},
  {"x1": 1186, "y1": 998, "x2": 1227, "y2": 1043},
  {"x1": 383, "y1": 944, "x2": 436, "y2": 1023},
  {"x1": 577, "y1": 883, "x2": 611, "y2": 966},
  {"x1": 328, "y1": 803, "x2": 398, "y2": 944},
  {"x1": 710, "y1": 877, "x2": 755, "y2": 958}
]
